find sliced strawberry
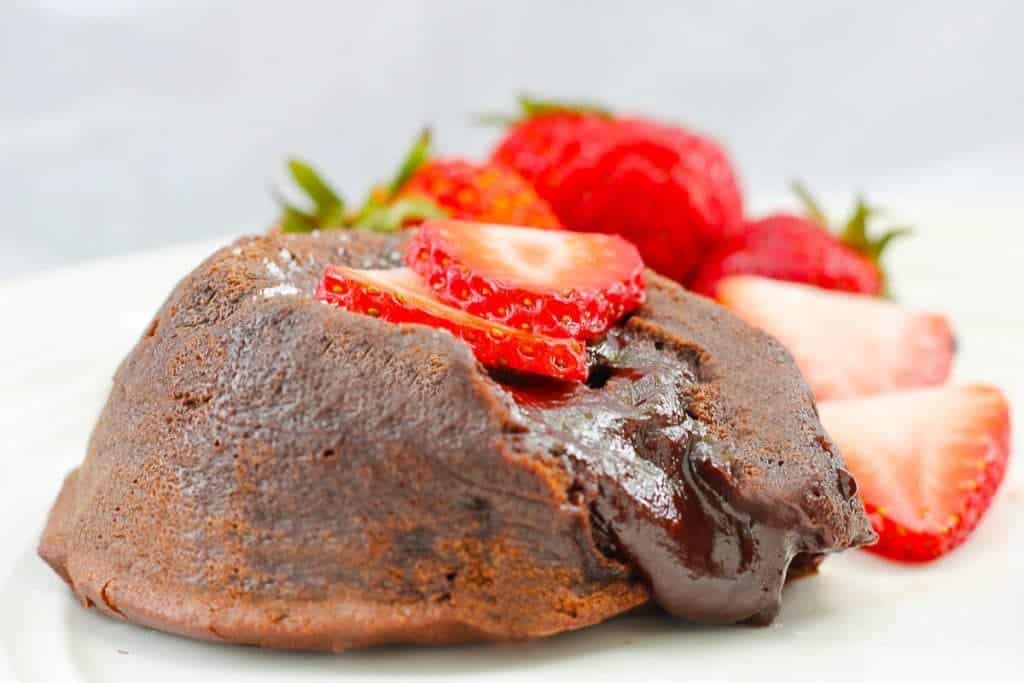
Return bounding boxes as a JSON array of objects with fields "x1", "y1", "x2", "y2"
[
  {"x1": 716, "y1": 275, "x2": 954, "y2": 401},
  {"x1": 405, "y1": 219, "x2": 645, "y2": 340},
  {"x1": 315, "y1": 265, "x2": 587, "y2": 382},
  {"x1": 819, "y1": 385, "x2": 1012, "y2": 562}
]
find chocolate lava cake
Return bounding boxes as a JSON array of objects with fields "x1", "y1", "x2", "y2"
[{"x1": 39, "y1": 229, "x2": 874, "y2": 651}]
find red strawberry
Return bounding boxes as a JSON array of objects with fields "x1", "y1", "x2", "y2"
[
  {"x1": 358, "y1": 129, "x2": 562, "y2": 231},
  {"x1": 405, "y1": 220, "x2": 645, "y2": 340},
  {"x1": 691, "y1": 184, "x2": 910, "y2": 297},
  {"x1": 275, "y1": 129, "x2": 561, "y2": 233},
  {"x1": 315, "y1": 265, "x2": 587, "y2": 382},
  {"x1": 819, "y1": 385, "x2": 1012, "y2": 562},
  {"x1": 489, "y1": 95, "x2": 744, "y2": 283},
  {"x1": 716, "y1": 276, "x2": 954, "y2": 401},
  {"x1": 397, "y1": 158, "x2": 562, "y2": 228}
]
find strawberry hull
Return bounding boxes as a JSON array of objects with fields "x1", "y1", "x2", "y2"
[{"x1": 691, "y1": 215, "x2": 885, "y2": 297}]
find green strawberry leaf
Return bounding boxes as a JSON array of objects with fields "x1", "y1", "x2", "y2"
[
  {"x1": 839, "y1": 197, "x2": 912, "y2": 261},
  {"x1": 870, "y1": 226, "x2": 913, "y2": 259},
  {"x1": 477, "y1": 94, "x2": 611, "y2": 127},
  {"x1": 287, "y1": 158, "x2": 344, "y2": 217},
  {"x1": 791, "y1": 180, "x2": 829, "y2": 227},
  {"x1": 278, "y1": 204, "x2": 317, "y2": 234},
  {"x1": 386, "y1": 128, "x2": 432, "y2": 198},
  {"x1": 276, "y1": 159, "x2": 348, "y2": 231},
  {"x1": 518, "y1": 94, "x2": 611, "y2": 118},
  {"x1": 275, "y1": 129, "x2": 441, "y2": 233},
  {"x1": 791, "y1": 183, "x2": 914, "y2": 298},
  {"x1": 354, "y1": 197, "x2": 448, "y2": 233}
]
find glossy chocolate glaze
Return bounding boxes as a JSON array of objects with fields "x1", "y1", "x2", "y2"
[
  {"x1": 510, "y1": 328, "x2": 854, "y2": 624},
  {"x1": 39, "y1": 229, "x2": 874, "y2": 651}
]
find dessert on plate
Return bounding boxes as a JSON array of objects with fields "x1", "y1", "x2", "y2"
[{"x1": 39, "y1": 95, "x2": 1012, "y2": 652}]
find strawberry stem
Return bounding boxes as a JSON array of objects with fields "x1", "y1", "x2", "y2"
[
  {"x1": 839, "y1": 197, "x2": 912, "y2": 262},
  {"x1": 791, "y1": 183, "x2": 913, "y2": 297},
  {"x1": 278, "y1": 204, "x2": 318, "y2": 233},
  {"x1": 276, "y1": 159, "x2": 347, "y2": 232},
  {"x1": 276, "y1": 129, "x2": 446, "y2": 233},
  {"x1": 385, "y1": 128, "x2": 432, "y2": 198},
  {"x1": 791, "y1": 180, "x2": 828, "y2": 227},
  {"x1": 288, "y1": 159, "x2": 345, "y2": 217},
  {"x1": 517, "y1": 94, "x2": 611, "y2": 119},
  {"x1": 353, "y1": 197, "x2": 448, "y2": 233},
  {"x1": 348, "y1": 128, "x2": 447, "y2": 231}
]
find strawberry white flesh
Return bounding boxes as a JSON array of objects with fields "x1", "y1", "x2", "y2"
[
  {"x1": 405, "y1": 219, "x2": 645, "y2": 339},
  {"x1": 315, "y1": 265, "x2": 588, "y2": 382},
  {"x1": 716, "y1": 275, "x2": 954, "y2": 401},
  {"x1": 819, "y1": 384, "x2": 1011, "y2": 562},
  {"x1": 422, "y1": 219, "x2": 640, "y2": 289}
]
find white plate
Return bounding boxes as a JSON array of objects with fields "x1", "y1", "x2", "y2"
[{"x1": 2, "y1": 206, "x2": 1023, "y2": 682}]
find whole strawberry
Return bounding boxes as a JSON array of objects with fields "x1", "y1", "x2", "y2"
[
  {"x1": 278, "y1": 129, "x2": 561, "y2": 233},
  {"x1": 690, "y1": 184, "x2": 910, "y2": 298},
  {"x1": 394, "y1": 133, "x2": 561, "y2": 229},
  {"x1": 489, "y1": 96, "x2": 745, "y2": 283}
]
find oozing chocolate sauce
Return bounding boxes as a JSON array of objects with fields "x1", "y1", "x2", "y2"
[{"x1": 504, "y1": 328, "x2": 832, "y2": 624}]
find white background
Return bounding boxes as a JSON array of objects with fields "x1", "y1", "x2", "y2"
[{"x1": 2, "y1": 0, "x2": 1023, "y2": 280}]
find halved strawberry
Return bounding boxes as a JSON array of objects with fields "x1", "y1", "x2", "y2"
[
  {"x1": 819, "y1": 385, "x2": 1012, "y2": 562},
  {"x1": 405, "y1": 219, "x2": 645, "y2": 340},
  {"x1": 716, "y1": 275, "x2": 954, "y2": 401},
  {"x1": 315, "y1": 265, "x2": 587, "y2": 382}
]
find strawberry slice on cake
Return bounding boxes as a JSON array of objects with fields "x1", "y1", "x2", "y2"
[
  {"x1": 316, "y1": 265, "x2": 589, "y2": 382},
  {"x1": 405, "y1": 220, "x2": 645, "y2": 340}
]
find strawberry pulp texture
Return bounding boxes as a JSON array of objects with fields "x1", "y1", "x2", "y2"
[
  {"x1": 315, "y1": 265, "x2": 588, "y2": 382},
  {"x1": 819, "y1": 385, "x2": 1011, "y2": 562},
  {"x1": 399, "y1": 158, "x2": 563, "y2": 229},
  {"x1": 716, "y1": 275, "x2": 954, "y2": 401},
  {"x1": 405, "y1": 220, "x2": 645, "y2": 340}
]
